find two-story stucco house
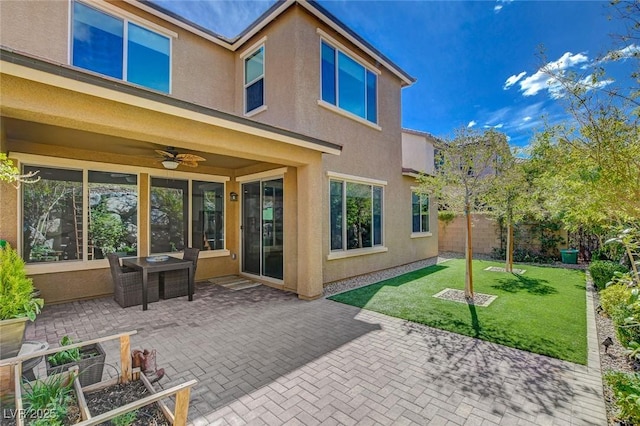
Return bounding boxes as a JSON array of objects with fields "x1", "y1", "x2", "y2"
[{"x1": 0, "y1": 0, "x2": 438, "y2": 304}]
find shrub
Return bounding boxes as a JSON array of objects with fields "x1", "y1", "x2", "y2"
[
  {"x1": 590, "y1": 260, "x2": 629, "y2": 290},
  {"x1": 600, "y1": 284, "x2": 632, "y2": 317},
  {"x1": 438, "y1": 211, "x2": 456, "y2": 225},
  {"x1": 0, "y1": 243, "x2": 43, "y2": 320},
  {"x1": 604, "y1": 371, "x2": 640, "y2": 424}
]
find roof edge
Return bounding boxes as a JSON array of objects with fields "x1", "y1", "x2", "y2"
[
  {"x1": 133, "y1": 0, "x2": 416, "y2": 86},
  {"x1": 0, "y1": 47, "x2": 342, "y2": 156}
]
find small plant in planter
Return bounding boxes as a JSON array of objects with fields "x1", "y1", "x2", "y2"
[
  {"x1": 0, "y1": 243, "x2": 44, "y2": 359},
  {"x1": 46, "y1": 336, "x2": 106, "y2": 388},
  {"x1": 21, "y1": 369, "x2": 81, "y2": 426}
]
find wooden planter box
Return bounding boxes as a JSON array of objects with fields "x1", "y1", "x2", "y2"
[
  {"x1": 0, "y1": 331, "x2": 197, "y2": 426},
  {"x1": 45, "y1": 343, "x2": 106, "y2": 388}
]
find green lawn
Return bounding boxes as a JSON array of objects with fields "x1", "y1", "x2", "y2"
[{"x1": 329, "y1": 259, "x2": 587, "y2": 364}]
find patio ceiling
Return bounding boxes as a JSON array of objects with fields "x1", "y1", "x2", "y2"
[{"x1": 2, "y1": 117, "x2": 264, "y2": 170}]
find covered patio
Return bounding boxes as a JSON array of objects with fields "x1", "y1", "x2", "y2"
[{"x1": 24, "y1": 279, "x2": 606, "y2": 425}]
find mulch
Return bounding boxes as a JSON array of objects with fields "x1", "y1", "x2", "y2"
[
  {"x1": 593, "y1": 289, "x2": 636, "y2": 426},
  {"x1": 84, "y1": 380, "x2": 169, "y2": 426}
]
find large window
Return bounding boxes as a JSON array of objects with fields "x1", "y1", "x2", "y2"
[
  {"x1": 89, "y1": 172, "x2": 138, "y2": 258},
  {"x1": 321, "y1": 41, "x2": 377, "y2": 124},
  {"x1": 150, "y1": 178, "x2": 226, "y2": 254},
  {"x1": 22, "y1": 166, "x2": 83, "y2": 263},
  {"x1": 192, "y1": 181, "x2": 225, "y2": 251},
  {"x1": 330, "y1": 179, "x2": 383, "y2": 251},
  {"x1": 72, "y1": 1, "x2": 170, "y2": 93},
  {"x1": 412, "y1": 191, "x2": 430, "y2": 233},
  {"x1": 244, "y1": 45, "x2": 265, "y2": 114},
  {"x1": 21, "y1": 167, "x2": 139, "y2": 263}
]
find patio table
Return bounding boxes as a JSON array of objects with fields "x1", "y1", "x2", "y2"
[{"x1": 122, "y1": 256, "x2": 194, "y2": 311}]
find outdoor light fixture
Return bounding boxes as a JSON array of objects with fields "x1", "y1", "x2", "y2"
[
  {"x1": 162, "y1": 160, "x2": 179, "y2": 170},
  {"x1": 229, "y1": 192, "x2": 238, "y2": 202}
]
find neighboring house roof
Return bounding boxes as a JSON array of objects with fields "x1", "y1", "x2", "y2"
[
  {"x1": 0, "y1": 47, "x2": 343, "y2": 155},
  {"x1": 402, "y1": 128, "x2": 442, "y2": 144},
  {"x1": 133, "y1": 0, "x2": 416, "y2": 86}
]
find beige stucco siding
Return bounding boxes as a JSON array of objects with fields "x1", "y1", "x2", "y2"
[{"x1": 0, "y1": 0, "x2": 236, "y2": 114}]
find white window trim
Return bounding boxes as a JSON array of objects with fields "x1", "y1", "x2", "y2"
[
  {"x1": 69, "y1": 0, "x2": 174, "y2": 94},
  {"x1": 411, "y1": 232, "x2": 433, "y2": 239},
  {"x1": 318, "y1": 30, "x2": 380, "y2": 127},
  {"x1": 327, "y1": 171, "x2": 386, "y2": 186},
  {"x1": 242, "y1": 42, "x2": 266, "y2": 115},
  {"x1": 328, "y1": 173, "x2": 386, "y2": 256},
  {"x1": 317, "y1": 29, "x2": 380, "y2": 75},
  {"x1": 411, "y1": 188, "x2": 430, "y2": 234},
  {"x1": 327, "y1": 246, "x2": 388, "y2": 261},
  {"x1": 318, "y1": 100, "x2": 381, "y2": 131},
  {"x1": 236, "y1": 167, "x2": 288, "y2": 183}
]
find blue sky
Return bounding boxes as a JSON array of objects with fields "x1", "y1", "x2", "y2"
[{"x1": 151, "y1": 0, "x2": 637, "y2": 147}]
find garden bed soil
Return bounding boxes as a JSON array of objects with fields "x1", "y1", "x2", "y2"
[
  {"x1": 84, "y1": 380, "x2": 169, "y2": 426},
  {"x1": 593, "y1": 289, "x2": 636, "y2": 426}
]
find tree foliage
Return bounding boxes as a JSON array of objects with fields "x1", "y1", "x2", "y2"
[
  {"x1": 0, "y1": 153, "x2": 40, "y2": 187},
  {"x1": 529, "y1": 0, "x2": 640, "y2": 231},
  {"x1": 420, "y1": 127, "x2": 511, "y2": 296}
]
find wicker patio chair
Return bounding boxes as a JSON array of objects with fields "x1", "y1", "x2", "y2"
[
  {"x1": 107, "y1": 253, "x2": 159, "y2": 308},
  {"x1": 160, "y1": 248, "x2": 200, "y2": 299}
]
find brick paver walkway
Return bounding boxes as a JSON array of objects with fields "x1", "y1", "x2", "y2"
[{"x1": 25, "y1": 278, "x2": 605, "y2": 425}]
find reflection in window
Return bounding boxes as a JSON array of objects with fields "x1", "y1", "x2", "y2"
[
  {"x1": 22, "y1": 166, "x2": 83, "y2": 263},
  {"x1": 192, "y1": 181, "x2": 224, "y2": 251},
  {"x1": 330, "y1": 179, "x2": 383, "y2": 251},
  {"x1": 321, "y1": 41, "x2": 377, "y2": 123},
  {"x1": 150, "y1": 178, "x2": 188, "y2": 253},
  {"x1": 244, "y1": 46, "x2": 264, "y2": 113},
  {"x1": 72, "y1": 1, "x2": 170, "y2": 93},
  {"x1": 89, "y1": 172, "x2": 138, "y2": 258},
  {"x1": 412, "y1": 192, "x2": 429, "y2": 233}
]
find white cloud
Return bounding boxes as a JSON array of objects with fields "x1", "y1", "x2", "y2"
[
  {"x1": 467, "y1": 120, "x2": 477, "y2": 128},
  {"x1": 483, "y1": 123, "x2": 504, "y2": 129},
  {"x1": 503, "y1": 71, "x2": 527, "y2": 90},
  {"x1": 523, "y1": 116, "x2": 532, "y2": 122},
  {"x1": 494, "y1": 0, "x2": 513, "y2": 13},
  {"x1": 517, "y1": 52, "x2": 590, "y2": 98},
  {"x1": 605, "y1": 44, "x2": 640, "y2": 61}
]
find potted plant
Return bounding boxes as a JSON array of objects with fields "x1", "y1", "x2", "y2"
[
  {"x1": 0, "y1": 243, "x2": 44, "y2": 359},
  {"x1": 46, "y1": 336, "x2": 106, "y2": 387}
]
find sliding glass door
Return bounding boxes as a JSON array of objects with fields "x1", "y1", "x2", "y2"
[{"x1": 242, "y1": 178, "x2": 283, "y2": 280}]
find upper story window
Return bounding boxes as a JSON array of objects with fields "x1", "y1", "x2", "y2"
[
  {"x1": 244, "y1": 45, "x2": 265, "y2": 114},
  {"x1": 321, "y1": 40, "x2": 377, "y2": 124},
  {"x1": 72, "y1": 1, "x2": 171, "y2": 93}
]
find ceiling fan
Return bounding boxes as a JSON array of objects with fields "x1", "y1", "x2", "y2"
[{"x1": 155, "y1": 147, "x2": 206, "y2": 169}]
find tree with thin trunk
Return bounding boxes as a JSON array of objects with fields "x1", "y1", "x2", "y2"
[
  {"x1": 420, "y1": 128, "x2": 510, "y2": 298},
  {"x1": 484, "y1": 155, "x2": 537, "y2": 273}
]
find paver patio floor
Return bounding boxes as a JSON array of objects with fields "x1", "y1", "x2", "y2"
[{"x1": 25, "y1": 279, "x2": 606, "y2": 425}]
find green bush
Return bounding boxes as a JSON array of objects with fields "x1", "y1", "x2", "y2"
[
  {"x1": 601, "y1": 284, "x2": 633, "y2": 317},
  {"x1": 0, "y1": 243, "x2": 43, "y2": 320},
  {"x1": 589, "y1": 260, "x2": 629, "y2": 290},
  {"x1": 604, "y1": 371, "x2": 640, "y2": 424}
]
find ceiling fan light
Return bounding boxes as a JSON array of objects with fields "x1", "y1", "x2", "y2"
[{"x1": 162, "y1": 160, "x2": 179, "y2": 170}]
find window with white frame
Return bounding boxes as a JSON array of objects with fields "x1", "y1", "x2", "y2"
[
  {"x1": 321, "y1": 40, "x2": 377, "y2": 124},
  {"x1": 150, "y1": 178, "x2": 226, "y2": 254},
  {"x1": 330, "y1": 179, "x2": 383, "y2": 251},
  {"x1": 21, "y1": 166, "x2": 139, "y2": 262},
  {"x1": 72, "y1": 1, "x2": 171, "y2": 93},
  {"x1": 244, "y1": 45, "x2": 265, "y2": 113},
  {"x1": 412, "y1": 191, "x2": 430, "y2": 233}
]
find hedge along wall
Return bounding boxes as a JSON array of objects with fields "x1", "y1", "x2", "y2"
[{"x1": 438, "y1": 213, "x2": 568, "y2": 256}]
